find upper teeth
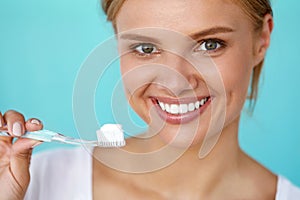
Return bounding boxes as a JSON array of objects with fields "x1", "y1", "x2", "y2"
[{"x1": 157, "y1": 97, "x2": 209, "y2": 114}]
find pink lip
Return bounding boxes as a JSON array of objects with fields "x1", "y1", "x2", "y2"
[{"x1": 151, "y1": 96, "x2": 212, "y2": 125}]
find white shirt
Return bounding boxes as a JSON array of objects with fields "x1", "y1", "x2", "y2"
[
  {"x1": 24, "y1": 148, "x2": 300, "y2": 200},
  {"x1": 25, "y1": 147, "x2": 93, "y2": 200}
]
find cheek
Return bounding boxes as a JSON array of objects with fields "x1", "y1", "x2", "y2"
[
  {"x1": 223, "y1": 59, "x2": 252, "y2": 97},
  {"x1": 216, "y1": 47, "x2": 254, "y2": 119},
  {"x1": 120, "y1": 56, "x2": 157, "y2": 94},
  {"x1": 120, "y1": 56, "x2": 158, "y2": 123},
  {"x1": 221, "y1": 39, "x2": 254, "y2": 94}
]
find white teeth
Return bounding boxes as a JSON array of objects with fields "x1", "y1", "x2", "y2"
[
  {"x1": 165, "y1": 104, "x2": 170, "y2": 113},
  {"x1": 157, "y1": 97, "x2": 209, "y2": 115},
  {"x1": 188, "y1": 103, "x2": 195, "y2": 111},
  {"x1": 179, "y1": 104, "x2": 188, "y2": 114},
  {"x1": 200, "y1": 99, "x2": 205, "y2": 106},
  {"x1": 159, "y1": 101, "x2": 165, "y2": 111},
  {"x1": 195, "y1": 101, "x2": 200, "y2": 109},
  {"x1": 170, "y1": 104, "x2": 179, "y2": 114}
]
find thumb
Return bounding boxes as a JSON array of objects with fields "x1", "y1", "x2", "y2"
[{"x1": 10, "y1": 139, "x2": 42, "y2": 186}]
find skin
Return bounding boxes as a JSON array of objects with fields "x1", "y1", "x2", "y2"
[
  {"x1": 0, "y1": 0, "x2": 275, "y2": 199},
  {"x1": 93, "y1": 0, "x2": 276, "y2": 199},
  {"x1": 0, "y1": 110, "x2": 43, "y2": 200}
]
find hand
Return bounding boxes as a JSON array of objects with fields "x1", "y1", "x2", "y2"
[{"x1": 0, "y1": 110, "x2": 43, "y2": 200}]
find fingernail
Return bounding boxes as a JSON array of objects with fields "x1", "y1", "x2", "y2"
[
  {"x1": 32, "y1": 141, "x2": 43, "y2": 148},
  {"x1": 31, "y1": 119, "x2": 40, "y2": 125},
  {"x1": 12, "y1": 122, "x2": 22, "y2": 136}
]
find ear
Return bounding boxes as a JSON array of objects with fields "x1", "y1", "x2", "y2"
[{"x1": 253, "y1": 14, "x2": 274, "y2": 66}]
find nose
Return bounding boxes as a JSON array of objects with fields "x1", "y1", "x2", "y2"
[{"x1": 154, "y1": 53, "x2": 200, "y2": 96}]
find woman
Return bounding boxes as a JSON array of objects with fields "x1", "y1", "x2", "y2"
[{"x1": 0, "y1": 0, "x2": 300, "y2": 199}]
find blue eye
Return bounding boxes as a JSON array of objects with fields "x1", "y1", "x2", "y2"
[{"x1": 134, "y1": 43, "x2": 159, "y2": 55}]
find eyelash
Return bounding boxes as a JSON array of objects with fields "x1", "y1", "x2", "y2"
[
  {"x1": 195, "y1": 39, "x2": 226, "y2": 54},
  {"x1": 130, "y1": 39, "x2": 226, "y2": 58},
  {"x1": 131, "y1": 43, "x2": 161, "y2": 58}
]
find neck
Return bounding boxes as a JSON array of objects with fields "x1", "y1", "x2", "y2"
[
  {"x1": 93, "y1": 116, "x2": 277, "y2": 199},
  {"x1": 145, "y1": 117, "x2": 243, "y2": 193}
]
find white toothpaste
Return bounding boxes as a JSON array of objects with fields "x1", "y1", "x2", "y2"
[{"x1": 96, "y1": 124, "x2": 126, "y2": 147}]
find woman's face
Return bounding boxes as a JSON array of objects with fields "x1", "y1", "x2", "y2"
[{"x1": 115, "y1": 0, "x2": 266, "y2": 147}]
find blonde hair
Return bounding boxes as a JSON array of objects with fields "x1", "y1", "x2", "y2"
[{"x1": 101, "y1": 0, "x2": 273, "y2": 110}]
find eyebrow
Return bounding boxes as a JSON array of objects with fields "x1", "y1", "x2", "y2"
[
  {"x1": 189, "y1": 26, "x2": 235, "y2": 40},
  {"x1": 119, "y1": 34, "x2": 161, "y2": 44},
  {"x1": 119, "y1": 26, "x2": 235, "y2": 42}
]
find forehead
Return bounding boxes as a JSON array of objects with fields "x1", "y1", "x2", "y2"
[{"x1": 116, "y1": 0, "x2": 249, "y2": 34}]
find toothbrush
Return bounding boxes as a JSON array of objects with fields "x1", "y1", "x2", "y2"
[{"x1": 0, "y1": 124, "x2": 126, "y2": 148}]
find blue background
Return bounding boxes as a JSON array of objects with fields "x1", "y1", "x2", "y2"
[{"x1": 0, "y1": 0, "x2": 299, "y2": 186}]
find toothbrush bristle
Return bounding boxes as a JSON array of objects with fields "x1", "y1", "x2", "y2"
[{"x1": 96, "y1": 124, "x2": 126, "y2": 147}]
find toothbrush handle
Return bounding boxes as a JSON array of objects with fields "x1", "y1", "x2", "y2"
[
  {"x1": 0, "y1": 131, "x2": 10, "y2": 137},
  {"x1": 0, "y1": 129, "x2": 55, "y2": 142}
]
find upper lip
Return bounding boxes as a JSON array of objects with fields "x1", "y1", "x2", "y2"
[{"x1": 151, "y1": 96, "x2": 211, "y2": 104}]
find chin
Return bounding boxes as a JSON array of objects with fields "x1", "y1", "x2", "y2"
[{"x1": 147, "y1": 109, "x2": 212, "y2": 149}]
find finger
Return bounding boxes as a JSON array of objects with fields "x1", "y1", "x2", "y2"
[
  {"x1": 0, "y1": 111, "x2": 13, "y2": 143},
  {"x1": 10, "y1": 138, "x2": 43, "y2": 187},
  {"x1": 3, "y1": 110, "x2": 26, "y2": 137},
  {"x1": 0, "y1": 112, "x2": 5, "y2": 128},
  {"x1": 25, "y1": 118, "x2": 43, "y2": 132}
]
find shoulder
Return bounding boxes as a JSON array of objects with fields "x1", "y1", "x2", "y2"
[
  {"x1": 25, "y1": 147, "x2": 93, "y2": 200},
  {"x1": 276, "y1": 175, "x2": 300, "y2": 200}
]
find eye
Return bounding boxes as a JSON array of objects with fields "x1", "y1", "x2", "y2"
[
  {"x1": 196, "y1": 39, "x2": 223, "y2": 52},
  {"x1": 134, "y1": 43, "x2": 159, "y2": 55}
]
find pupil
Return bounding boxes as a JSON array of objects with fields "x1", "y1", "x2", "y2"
[
  {"x1": 205, "y1": 40, "x2": 217, "y2": 50},
  {"x1": 142, "y1": 44, "x2": 154, "y2": 53}
]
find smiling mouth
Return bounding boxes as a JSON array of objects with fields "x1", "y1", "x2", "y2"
[
  {"x1": 157, "y1": 97, "x2": 210, "y2": 114},
  {"x1": 151, "y1": 96, "x2": 212, "y2": 124}
]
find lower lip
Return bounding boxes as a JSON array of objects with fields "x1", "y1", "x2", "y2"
[{"x1": 152, "y1": 97, "x2": 212, "y2": 125}]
